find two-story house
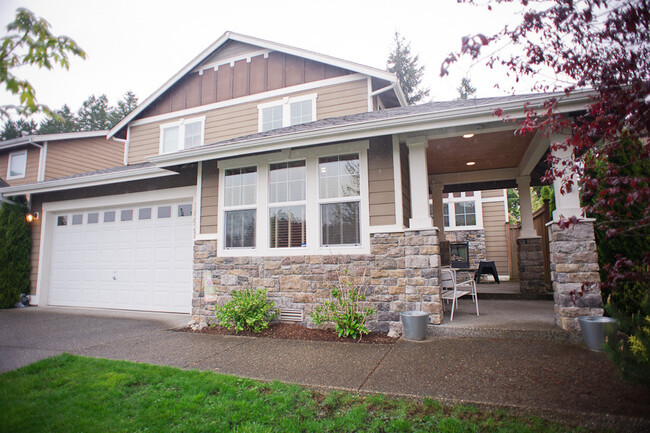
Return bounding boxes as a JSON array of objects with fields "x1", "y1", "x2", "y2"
[{"x1": 0, "y1": 31, "x2": 601, "y2": 333}]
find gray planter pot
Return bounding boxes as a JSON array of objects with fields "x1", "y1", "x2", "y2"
[
  {"x1": 400, "y1": 311, "x2": 429, "y2": 341},
  {"x1": 578, "y1": 316, "x2": 618, "y2": 352}
]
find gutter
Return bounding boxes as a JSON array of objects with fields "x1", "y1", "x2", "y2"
[
  {"x1": 149, "y1": 90, "x2": 593, "y2": 167},
  {"x1": 0, "y1": 166, "x2": 178, "y2": 197}
]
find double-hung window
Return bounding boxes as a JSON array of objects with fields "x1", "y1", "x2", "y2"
[
  {"x1": 258, "y1": 94, "x2": 317, "y2": 132},
  {"x1": 223, "y1": 167, "x2": 257, "y2": 248},
  {"x1": 438, "y1": 191, "x2": 482, "y2": 230},
  {"x1": 318, "y1": 154, "x2": 361, "y2": 246},
  {"x1": 160, "y1": 116, "x2": 205, "y2": 154},
  {"x1": 7, "y1": 150, "x2": 27, "y2": 179},
  {"x1": 269, "y1": 161, "x2": 306, "y2": 248}
]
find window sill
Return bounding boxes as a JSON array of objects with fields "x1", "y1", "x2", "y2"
[{"x1": 217, "y1": 244, "x2": 370, "y2": 257}]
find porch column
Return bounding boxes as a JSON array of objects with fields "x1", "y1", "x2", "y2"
[
  {"x1": 547, "y1": 134, "x2": 602, "y2": 331},
  {"x1": 431, "y1": 182, "x2": 446, "y2": 241},
  {"x1": 516, "y1": 175, "x2": 546, "y2": 293},
  {"x1": 550, "y1": 134, "x2": 583, "y2": 221},
  {"x1": 406, "y1": 136, "x2": 433, "y2": 229}
]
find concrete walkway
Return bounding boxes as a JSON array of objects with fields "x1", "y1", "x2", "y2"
[{"x1": 1, "y1": 306, "x2": 649, "y2": 432}]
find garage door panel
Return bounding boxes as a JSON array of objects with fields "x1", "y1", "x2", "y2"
[{"x1": 48, "y1": 197, "x2": 193, "y2": 313}]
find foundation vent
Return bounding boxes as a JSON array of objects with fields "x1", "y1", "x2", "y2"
[{"x1": 279, "y1": 308, "x2": 304, "y2": 322}]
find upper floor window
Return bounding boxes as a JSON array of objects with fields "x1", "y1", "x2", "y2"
[
  {"x1": 7, "y1": 150, "x2": 27, "y2": 179},
  {"x1": 159, "y1": 116, "x2": 205, "y2": 154},
  {"x1": 257, "y1": 94, "x2": 317, "y2": 132}
]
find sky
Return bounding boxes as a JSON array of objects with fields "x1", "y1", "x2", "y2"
[{"x1": 0, "y1": 0, "x2": 535, "y2": 119}]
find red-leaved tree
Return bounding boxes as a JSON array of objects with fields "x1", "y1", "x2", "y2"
[{"x1": 441, "y1": 0, "x2": 649, "y2": 384}]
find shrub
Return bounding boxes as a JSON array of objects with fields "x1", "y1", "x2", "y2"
[
  {"x1": 215, "y1": 289, "x2": 277, "y2": 333},
  {"x1": 311, "y1": 271, "x2": 376, "y2": 339},
  {"x1": 0, "y1": 196, "x2": 31, "y2": 309}
]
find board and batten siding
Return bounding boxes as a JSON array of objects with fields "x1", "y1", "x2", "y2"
[
  {"x1": 482, "y1": 195, "x2": 509, "y2": 276},
  {"x1": 44, "y1": 138, "x2": 124, "y2": 180},
  {"x1": 128, "y1": 79, "x2": 370, "y2": 164},
  {"x1": 368, "y1": 136, "x2": 395, "y2": 226},
  {"x1": 200, "y1": 161, "x2": 219, "y2": 234},
  {"x1": 0, "y1": 147, "x2": 40, "y2": 186}
]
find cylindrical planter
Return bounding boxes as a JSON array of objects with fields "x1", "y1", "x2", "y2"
[
  {"x1": 400, "y1": 311, "x2": 430, "y2": 341},
  {"x1": 578, "y1": 316, "x2": 618, "y2": 352}
]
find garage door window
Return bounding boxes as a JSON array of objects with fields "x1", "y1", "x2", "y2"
[
  {"x1": 88, "y1": 213, "x2": 99, "y2": 224},
  {"x1": 139, "y1": 208, "x2": 152, "y2": 220},
  {"x1": 57, "y1": 216, "x2": 67, "y2": 226},
  {"x1": 121, "y1": 210, "x2": 133, "y2": 221},
  {"x1": 104, "y1": 211, "x2": 115, "y2": 223},
  {"x1": 158, "y1": 206, "x2": 171, "y2": 218},
  {"x1": 72, "y1": 214, "x2": 83, "y2": 225},
  {"x1": 178, "y1": 204, "x2": 192, "y2": 217}
]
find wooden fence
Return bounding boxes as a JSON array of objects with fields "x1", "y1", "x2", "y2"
[{"x1": 507, "y1": 200, "x2": 552, "y2": 288}]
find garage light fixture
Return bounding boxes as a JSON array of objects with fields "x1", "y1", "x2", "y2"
[
  {"x1": 462, "y1": 133, "x2": 474, "y2": 138},
  {"x1": 26, "y1": 212, "x2": 39, "y2": 223},
  {"x1": 466, "y1": 161, "x2": 476, "y2": 166}
]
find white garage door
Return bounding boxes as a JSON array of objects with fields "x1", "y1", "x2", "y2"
[{"x1": 48, "y1": 200, "x2": 194, "y2": 313}]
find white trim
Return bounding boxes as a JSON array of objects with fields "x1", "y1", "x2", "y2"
[
  {"x1": 481, "y1": 196, "x2": 507, "y2": 203},
  {"x1": 406, "y1": 136, "x2": 434, "y2": 229},
  {"x1": 124, "y1": 125, "x2": 131, "y2": 165},
  {"x1": 28, "y1": 294, "x2": 39, "y2": 306},
  {"x1": 216, "y1": 141, "x2": 370, "y2": 257},
  {"x1": 369, "y1": 224, "x2": 404, "y2": 234},
  {"x1": 37, "y1": 142, "x2": 47, "y2": 182},
  {"x1": 391, "y1": 134, "x2": 404, "y2": 228},
  {"x1": 107, "y1": 28, "x2": 399, "y2": 138},
  {"x1": 159, "y1": 116, "x2": 206, "y2": 154},
  {"x1": 194, "y1": 49, "x2": 271, "y2": 74},
  {"x1": 518, "y1": 130, "x2": 548, "y2": 176},
  {"x1": 367, "y1": 77, "x2": 373, "y2": 112},
  {"x1": 195, "y1": 161, "x2": 203, "y2": 238},
  {"x1": 257, "y1": 93, "x2": 317, "y2": 132},
  {"x1": 150, "y1": 90, "x2": 593, "y2": 168},
  {"x1": 0, "y1": 166, "x2": 178, "y2": 196},
  {"x1": 36, "y1": 186, "x2": 196, "y2": 307},
  {"x1": 127, "y1": 75, "x2": 361, "y2": 129},
  {"x1": 196, "y1": 233, "x2": 218, "y2": 240},
  {"x1": 439, "y1": 191, "x2": 484, "y2": 231},
  {"x1": 0, "y1": 130, "x2": 108, "y2": 150},
  {"x1": 503, "y1": 189, "x2": 509, "y2": 223},
  {"x1": 6, "y1": 150, "x2": 28, "y2": 180}
]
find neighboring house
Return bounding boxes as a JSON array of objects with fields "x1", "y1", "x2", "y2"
[{"x1": 0, "y1": 31, "x2": 602, "y2": 333}]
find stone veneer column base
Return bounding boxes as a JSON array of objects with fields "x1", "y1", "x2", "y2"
[
  {"x1": 517, "y1": 237, "x2": 547, "y2": 293},
  {"x1": 549, "y1": 220, "x2": 603, "y2": 332},
  {"x1": 192, "y1": 230, "x2": 442, "y2": 336}
]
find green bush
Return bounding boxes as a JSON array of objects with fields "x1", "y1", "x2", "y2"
[
  {"x1": 215, "y1": 289, "x2": 277, "y2": 333},
  {"x1": 0, "y1": 196, "x2": 31, "y2": 308},
  {"x1": 311, "y1": 272, "x2": 376, "y2": 339}
]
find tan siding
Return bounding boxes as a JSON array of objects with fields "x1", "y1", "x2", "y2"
[
  {"x1": 368, "y1": 136, "x2": 395, "y2": 226},
  {"x1": 200, "y1": 161, "x2": 219, "y2": 234},
  {"x1": 128, "y1": 79, "x2": 369, "y2": 163},
  {"x1": 482, "y1": 200, "x2": 509, "y2": 276},
  {"x1": 482, "y1": 189, "x2": 504, "y2": 199},
  {"x1": 0, "y1": 147, "x2": 40, "y2": 186},
  {"x1": 29, "y1": 198, "x2": 43, "y2": 296},
  {"x1": 44, "y1": 137, "x2": 123, "y2": 180}
]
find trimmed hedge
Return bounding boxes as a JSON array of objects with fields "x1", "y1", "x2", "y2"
[{"x1": 0, "y1": 196, "x2": 31, "y2": 308}]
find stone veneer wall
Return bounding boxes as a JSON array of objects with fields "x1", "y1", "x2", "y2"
[
  {"x1": 517, "y1": 237, "x2": 547, "y2": 293},
  {"x1": 443, "y1": 229, "x2": 486, "y2": 269},
  {"x1": 193, "y1": 229, "x2": 442, "y2": 335},
  {"x1": 549, "y1": 221, "x2": 603, "y2": 331}
]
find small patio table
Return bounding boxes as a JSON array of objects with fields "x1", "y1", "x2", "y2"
[{"x1": 475, "y1": 261, "x2": 500, "y2": 283}]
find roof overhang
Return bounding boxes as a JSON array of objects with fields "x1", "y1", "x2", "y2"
[
  {"x1": 148, "y1": 90, "x2": 592, "y2": 168},
  {"x1": 0, "y1": 165, "x2": 177, "y2": 197},
  {"x1": 108, "y1": 31, "x2": 403, "y2": 139},
  {"x1": 0, "y1": 130, "x2": 110, "y2": 151}
]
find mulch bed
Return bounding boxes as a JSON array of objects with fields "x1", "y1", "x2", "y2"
[{"x1": 177, "y1": 322, "x2": 397, "y2": 344}]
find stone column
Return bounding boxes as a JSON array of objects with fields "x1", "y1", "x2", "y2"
[
  {"x1": 549, "y1": 221, "x2": 602, "y2": 331},
  {"x1": 406, "y1": 136, "x2": 434, "y2": 230},
  {"x1": 516, "y1": 176, "x2": 546, "y2": 293}
]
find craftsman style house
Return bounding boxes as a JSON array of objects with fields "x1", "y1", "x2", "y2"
[{"x1": 0, "y1": 32, "x2": 602, "y2": 333}]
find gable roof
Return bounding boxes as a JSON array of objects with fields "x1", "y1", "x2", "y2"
[
  {"x1": 0, "y1": 130, "x2": 110, "y2": 151},
  {"x1": 108, "y1": 31, "x2": 407, "y2": 139}
]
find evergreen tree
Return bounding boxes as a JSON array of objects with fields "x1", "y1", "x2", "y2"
[
  {"x1": 387, "y1": 32, "x2": 430, "y2": 105},
  {"x1": 77, "y1": 94, "x2": 112, "y2": 131},
  {"x1": 457, "y1": 77, "x2": 476, "y2": 100},
  {"x1": 0, "y1": 118, "x2": 38, "y2": 140},
  {"x1": 109, "y1": 91, "x2": 138, "y2": 127},
  {"x1": 38, "y1": 105, "x2": 78, "y2": 134},
  {"x1": 0, "y1": 196, "x2": 31, "y2": 308}
]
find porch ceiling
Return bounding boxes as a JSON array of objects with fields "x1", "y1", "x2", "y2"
[{"x1": 427, "y1": 130, "x2": 534, "y2": 176}]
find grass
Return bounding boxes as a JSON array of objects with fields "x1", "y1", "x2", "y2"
[{"x1": 0, "y1": 354, "x2": 585, "y2": 433}]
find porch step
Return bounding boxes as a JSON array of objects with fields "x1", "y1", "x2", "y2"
[
  {"x1": 426, "y1": 325, "x2": 577, "y2": 343},
  {"x1": 478, "y1": 292, "x2": 554, "y2": 301}
]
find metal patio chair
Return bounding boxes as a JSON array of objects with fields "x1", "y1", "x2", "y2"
[{"x1": 440, "y1": 268, "x2": 479, "y2": 321}]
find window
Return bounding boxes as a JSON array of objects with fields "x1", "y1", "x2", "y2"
[
  {"x1": 57, "y1": 216, "x2": 67, "y2": 226},
  {"x1": 72, "y1": 214, "x2": 83, "y2": 225},
  {"x1": 269, "y1": 161, "x2": 306, "y2": 248},
  {"x1": 159, "y1": 116, "x2": 205, "y2": 154},
  {"x1": 104, "y1": 211, "x2": 116, "y2": 223},
  {"x1": 157, "y1": 206, "x2": 171, "y2": 219},
  {"x1": 139, "y1": 208, "x2": 152, "y2": 220},
  {"x1": 121, "y1": 210, "x2": 133, "y2": 222},
  {"x1": 443, "y1": 203, "x2": 449, "y2": 227},
  {"x1": 435, "y1": 191, "x2": 483, "y2": 230},
  {"x1": 224, "y1": 167, "x2": 257, "y2": 248},
  {"x1": 454, "y1": 201, "x2": 476, "y2": 226},
  {"x1": 258, "y1": 94, "x2": 317, "y2": 132},
  {"x1": 218, "y1": 141, "x2": 369, "y2": 256},
  {"x1": 87, "y1": 213, "x2": 99, "y2": 224},
  {"x1": 7, "y1": 150, "x2": 27, "y2": 179},
  {"x1": 178, "y1": 204, "x2": 192, "y2": 217},
  {"x1": 319, "y1": 154, "x2": 361, "y2": 246}
]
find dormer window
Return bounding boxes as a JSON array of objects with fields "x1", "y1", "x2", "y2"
[
  {"x1": 159, "y1": 116, "x2": 205, "y2": 154},
  {"x1": 257, "y1": 94, "x2": 317, "y2": 132},
  {"x1": 7, "y1": 150, "x2": 27, "y2": 179}
]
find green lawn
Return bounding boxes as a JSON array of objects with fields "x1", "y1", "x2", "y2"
[{"x1": 0, "y1": 354, "x2": 584, "y2": 433}]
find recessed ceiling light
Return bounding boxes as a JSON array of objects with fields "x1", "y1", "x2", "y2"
[
  {"x1": 463, "y1": 133, "x2": 474, "y2": 139},
  {"x1": 466, "y1": 161, "x2": 476, "y2": 166}
]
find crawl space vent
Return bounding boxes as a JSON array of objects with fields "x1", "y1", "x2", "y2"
[{"x1": 279, "y1": 308, "x2": 304, "y2": 322}]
